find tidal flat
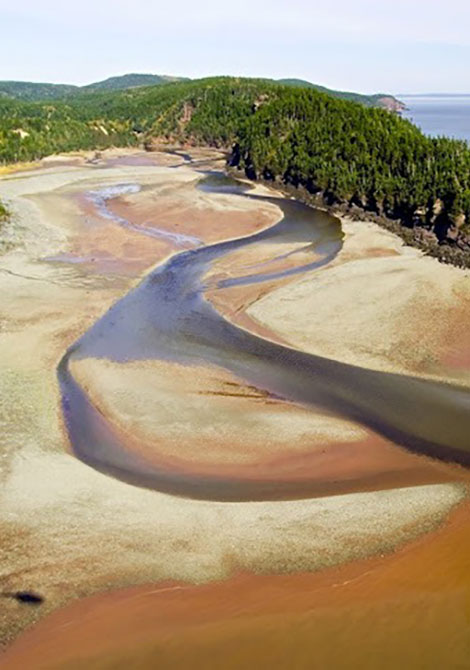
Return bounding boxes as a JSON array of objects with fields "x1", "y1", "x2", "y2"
[{"x1": 1, "y1": 148, "x2": 469, "y2": 668}]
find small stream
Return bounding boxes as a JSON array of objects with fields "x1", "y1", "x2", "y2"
[{"x1": 87, "y1": 182, "x2": 202, "y2": 247}]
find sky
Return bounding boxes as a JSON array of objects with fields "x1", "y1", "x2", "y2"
[{"x1": 0, "y1": 0, "x2": 469, "y2": 94}]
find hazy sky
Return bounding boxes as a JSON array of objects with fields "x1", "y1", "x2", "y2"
[{"x1": 1, "y1": 0, "x2": 469, "y2": 93}]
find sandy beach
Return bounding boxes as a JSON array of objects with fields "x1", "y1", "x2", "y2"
[{"x1": 1, "y1": 148, "x2": 469, "y2": 666}]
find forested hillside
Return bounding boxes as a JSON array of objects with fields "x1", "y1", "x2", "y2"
[
  {"x1": 277, "y1": 79, "x2": 405, "y2": 110},
  {"x1": 0, "y1": 73, "x2": 401, "y2": 107},
  {"x1": 0, "y1": 74, "x2": 188, "y2": 102},
  {"x1": 81, "y1": 74, "x2": 189, "y2": 93},
  {"x1": 0, "y1": 77, "x2": 469, "y2": 264},
  {"x1": 0, "y1": 81, "x2": 78, "y2": 101},
  {"x1": 0, "y1": 96, "x2": 136, "y2": 162}
]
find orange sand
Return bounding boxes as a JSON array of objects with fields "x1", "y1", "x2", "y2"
[{"x1": 4, "y1": 502, "x2": 470, "y2": 670}]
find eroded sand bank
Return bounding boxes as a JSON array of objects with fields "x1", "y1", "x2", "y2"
[{"x1": 0, "y1": 149, "x2": 469, "y2": 662}]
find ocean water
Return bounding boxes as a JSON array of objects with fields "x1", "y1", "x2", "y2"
[{"x1": 400, "y1": 95, "x2": 470, "y2": 142}]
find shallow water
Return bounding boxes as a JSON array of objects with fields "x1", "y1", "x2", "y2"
[{"x1": 87, "y1": 182, "x2": 201, "y2": 246}]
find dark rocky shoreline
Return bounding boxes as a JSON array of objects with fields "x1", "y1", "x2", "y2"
[{"x1": 227, "y1": 164, "x2": 470, "y2": 270}]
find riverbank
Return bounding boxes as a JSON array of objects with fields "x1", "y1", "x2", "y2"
[
  {"x1": 0, "y1": 148, "x2": 469, "y2": 665},
  {"x1": 225, "y1": 166, "x2": 470, "y2": 269}
]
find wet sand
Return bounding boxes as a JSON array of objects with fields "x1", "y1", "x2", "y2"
[
  {"x1": 3, "y1": 501, "x2": 470, "y2": 670},
  {"x1": 68, "y1": 356, "x2": 460, "y2": 499},
  {"x1": 247, "y1": 217, "x2": 470, "y2": 383},
  {"x1": 0, "y1": 149, "x2": 469, "y2": 664}
]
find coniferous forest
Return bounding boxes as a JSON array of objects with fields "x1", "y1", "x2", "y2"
[{"x1": 1, "y1": 77, "x2": 469, "y2": 265}]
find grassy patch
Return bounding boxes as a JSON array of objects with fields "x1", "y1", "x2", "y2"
[{"x1": 0, "y1": 198, "x2": 9, "y2": 221}]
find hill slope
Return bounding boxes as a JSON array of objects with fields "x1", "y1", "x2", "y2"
[
  {"x1": 0, "y1": 77, "x2": 468, "y2": 264},
  {"x1": 0, "y1": 81, "x2": 78, "y2": 102},
  {"x1": 277, "y1": 79, "x2": 405, "y2": 111},
  {"x1": 0, "y1": 73, "x2": 187, "y2": 101},
  {"x1": 0, "y1": 73, "x2": 401, "y2": 109},
  {"x1": 80, "y1": 73, "x2": 189, "y2": 93}
]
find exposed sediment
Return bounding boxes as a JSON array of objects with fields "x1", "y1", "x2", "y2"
[{"x1": 0, "y1": 149, "x2": 469, "y2": 661}]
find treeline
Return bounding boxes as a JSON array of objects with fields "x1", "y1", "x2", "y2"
[{"x1": 0, "y1": 77, "x2": 469, "y2": 261}]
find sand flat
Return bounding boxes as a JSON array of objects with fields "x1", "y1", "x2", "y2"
[
  {"x1": 247, "y1": 217, "x2": 470, "y2": 382},
  {"x1": 4, "y1": 501, "x2": 470, "y2": 670}
]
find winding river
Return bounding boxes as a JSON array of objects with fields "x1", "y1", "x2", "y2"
[{"x1": 58, "y1": 172, "x2": 470, "y2": 501}]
